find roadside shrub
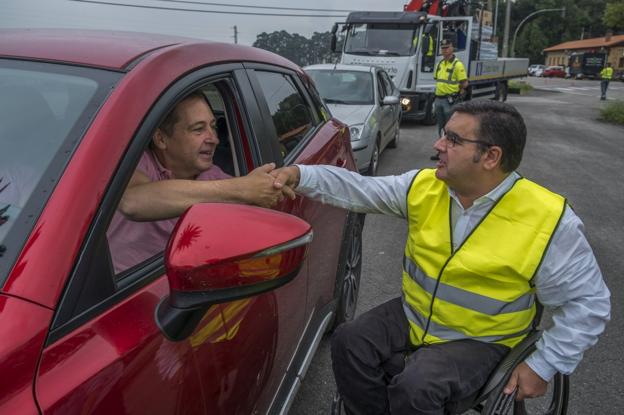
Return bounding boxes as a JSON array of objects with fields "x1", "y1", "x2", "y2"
[
  {"x1": 599, "y1": 100, "x2": 624, "y2": 125},
  {"x1": 508, "y1": 80, "x2": 533, "y2": 95}
]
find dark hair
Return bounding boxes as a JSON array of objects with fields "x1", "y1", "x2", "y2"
[
  {"x1": 159, "y1": 91, "x2": 209, "y2": 137},
  {"x1": 452, "y1": 100, "x2": 526, "y2": 172}
]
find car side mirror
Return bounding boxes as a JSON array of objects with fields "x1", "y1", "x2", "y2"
[
  {"x1": 382, "y1": 96, "x2": 399, "y2": 106},
  {"x1": 156, "y1": 203, "x2": 313, "y2": 341}
]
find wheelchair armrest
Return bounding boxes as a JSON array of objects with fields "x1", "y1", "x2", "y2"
[{"x1": 477, "y1": 330, "x2": 543, "y2": 400}]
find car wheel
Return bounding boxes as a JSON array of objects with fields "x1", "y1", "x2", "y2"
[
  {"x1": 366, "y1": 139, "x2": 380, "y2": 176},
  {"x1": 387, "y1": 124, "x2": 400, "y2": 148},
  {"x1": 329, "y1": 213, "x2": 363, "y2": 332}
]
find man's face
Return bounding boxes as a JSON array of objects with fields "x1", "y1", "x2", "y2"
[
  {"x1": 157, "y1": 97, "x2": 219, "y2": 179},
  {"x1": 441, "y1": 45, "x2": 453, "y2": 60},
  {"x1": 433, "y1": 112, "x2": 486, "y2": 190}
]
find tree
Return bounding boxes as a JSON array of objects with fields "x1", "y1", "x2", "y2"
[
  {"x1": 253, "y1": 30, "x2": 338, "y2": 66},
  {"x1": 604, "y1": 1, "x2": 624, "y2": 30}
]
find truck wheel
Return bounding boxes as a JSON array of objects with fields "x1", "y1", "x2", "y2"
[
  {"x1": 423, "y1": 97, "x2": 436, "y2": 125},
  {"x1": 498, "y1": 82, "x2": 508, "y2": 102}
]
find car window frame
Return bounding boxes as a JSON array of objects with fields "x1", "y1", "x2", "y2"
[
  {"x1": 49, "y1": 63, "x2": 265, "y2": 343},
  {"x1": 0, "y1": 59, "x2": 121, "y2": 285},
  {"x1": 243, "y1": 63, "x2": 324, "y2": 165}
]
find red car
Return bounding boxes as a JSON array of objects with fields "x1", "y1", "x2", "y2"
[
  {"x1": 542, "y1": 65, "x2": 566, "y2": 78},
  {"x1": 0, "y1": 29, "x2": 362, "y2": 414}
]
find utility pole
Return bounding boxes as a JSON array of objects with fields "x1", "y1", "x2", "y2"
[
  {"x1": 511, "y1": 8, "x2": 565, "y2": 57},
  {"x1": 502, "y1": 0, "x2": 511, "y2": 57},
  {"x1": 232, "y1": 25, "x2": 238, "y2": 44}
]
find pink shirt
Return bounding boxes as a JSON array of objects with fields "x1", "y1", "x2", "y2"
[{"x1": 107, "y1": 150, "x2": 230, "y2": 274}]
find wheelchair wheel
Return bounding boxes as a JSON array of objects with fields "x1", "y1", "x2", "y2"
[{"x1": 479, "y1": 373, "x2": 569, "y2": 415}]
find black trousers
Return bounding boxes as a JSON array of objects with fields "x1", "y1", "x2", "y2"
[{"x1": 331, "y1": 297, "x2": 509, "y2": 415}]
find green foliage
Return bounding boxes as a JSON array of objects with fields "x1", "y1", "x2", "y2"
[
  {"x1": 493, "y1": 0, "x2": 609, "y2": 64},
  {"x1": 599, "y1": 100, "x2": 624, "y2": 124},
  {"x1": 603, "y1": 2, "x2": 624, "y2": 30},
  {"x1": 253, "y1": 30, "x2": 341, "y2": 67},
  {"x1": 508, "y1": 80, "x2": 533, "y2": 95}
]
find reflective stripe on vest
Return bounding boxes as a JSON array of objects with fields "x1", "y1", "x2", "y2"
[
  {"x1": 403, "y1": 169, "x2": 566, "y2": 348},
  {"x1": 435, "y1": 58, "x2": 461, "y2": 84}
]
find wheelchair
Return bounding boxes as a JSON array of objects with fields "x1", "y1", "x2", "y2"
[{"x1": 331, "y1": 307, "x2": 570, "y2": 415}]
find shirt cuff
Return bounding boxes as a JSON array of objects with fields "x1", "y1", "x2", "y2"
[
  {"x1": 524, "y1": 351, "x2": 558, "y2": 382},
  {"x1": 294, "y1": 164, "x2": 310, "y2": 190}
]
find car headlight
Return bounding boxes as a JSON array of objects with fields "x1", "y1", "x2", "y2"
[
  {"x1": 349, "y1": 124, "x2": 363, "y2": 141},
  {"x1": 400, "y1": 97, "x2": 411, "y2": 106}
]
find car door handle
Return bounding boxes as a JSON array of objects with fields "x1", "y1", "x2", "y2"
[{"x1": 336, "y1": 158, "x2": 347, "y2": 168}]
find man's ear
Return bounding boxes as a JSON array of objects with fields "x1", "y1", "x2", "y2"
[
  {"x1": 482, "y1": 146, "x2": 503, "y2": 171},
  {"x1": 152, "y1": 128, "x2": 167, "y2": 150}
]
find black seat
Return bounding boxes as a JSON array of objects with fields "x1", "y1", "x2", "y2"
[
  {"x1": 212, "y1": 115, "x2": 235, "y2": 177},
  {"x1": 331, "y1": 301, "x2": 570, "y2": 415}
]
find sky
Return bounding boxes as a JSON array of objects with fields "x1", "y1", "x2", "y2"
[{"x1": 1, "y1": 0, "x2": 409, "y2": 46}]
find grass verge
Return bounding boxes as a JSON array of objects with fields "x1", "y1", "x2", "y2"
[
  {"x1": 599, "y1": 100, "x2": 624, "y2": 125},
  {"x1": 508, "y1": 80, "x2": 533, "y2": 95}
]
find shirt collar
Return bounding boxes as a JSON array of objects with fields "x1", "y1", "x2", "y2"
[
  {"x1": 147, "y1": 148, "x2": 174, "y2": 180},
  {"x1": 448, "y1": 171, "x2": 520, "y2": 207}
]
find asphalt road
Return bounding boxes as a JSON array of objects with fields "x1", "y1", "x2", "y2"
[{"x1": 290, "y1": 79, "x2": 624, "y2": 414}]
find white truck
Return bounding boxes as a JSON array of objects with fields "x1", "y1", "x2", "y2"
[{"x1": 330, "y1": 10, "x2": 529, "y2": 124}]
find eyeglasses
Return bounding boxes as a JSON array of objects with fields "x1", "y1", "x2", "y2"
[{"x1": 441, "y1": 128, "x2": 492, "y2": 148}]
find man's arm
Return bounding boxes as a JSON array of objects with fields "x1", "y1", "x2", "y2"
[
  {"x1": 504, "y1": 206, "x2": 610, "y2": 400},
  {"x1": 273, "y1": 164, "x2": 417, "y2": 218},
  {"x1": 118, "y1": 163, "x2": 287, "y2": 221}
]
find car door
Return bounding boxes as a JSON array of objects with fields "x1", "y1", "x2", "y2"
[
  {"x1": 34, "y1": 64, "x2": 306, "y2": 415},
  {"x1": 244, "y1": 66, "x2": 354, "y2": 407},
  {"x1": 380, "y1": 70, "x2": 401, "y2": 132},
  {"x1": 376, "y1": 70, "x2": 394, "y2": 147}
]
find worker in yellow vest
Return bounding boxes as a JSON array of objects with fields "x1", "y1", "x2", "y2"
[
  {"x1": 431, "y1": 39, "x2": 468, "y2": 160},
  {"x1": 600, "y1": 62, "x2": 613, "y2": 100},
  {"x1": 272, "y1": 100, "x2": 610, "y2": 415}
]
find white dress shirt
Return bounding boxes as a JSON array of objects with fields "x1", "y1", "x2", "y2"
[{"x1": 296, "y1": 164, "x2": 611, "y2": 381}]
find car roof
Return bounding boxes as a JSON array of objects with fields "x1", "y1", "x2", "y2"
[
  {"x1": 304, "y1": 63, "x2": 377, "y2": 73},
  {"x1": 0, "y1": 28, "x2": 299, "y2": 72}
]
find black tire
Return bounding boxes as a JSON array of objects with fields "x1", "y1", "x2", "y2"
[
  {"x1": 480, "y1": 373, "x2": 569, "y2": 415},
  {"x1": 423, "y1": 96, "x2": 437, "y2": 125},
  {"x1": 366, "y1": 139, "x2": 380, "y2": 176},
  {"x1": 387, "y1": 123, "x2": 400, "y2": 149},
  {"x1": 329, "y1": 213, "x2": 363, "y2": 332},
  {"x1": 498, "y1": 82, "x2": 508, "y2": 102}
]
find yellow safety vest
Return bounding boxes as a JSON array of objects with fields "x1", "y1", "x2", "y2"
[
  {"x1": 434, "y1": 56, "x2": 467, "y2": 96},
  {"x1": 403, "y1": 169, "x2": 566, "y2": 348},
  {"x1": 600, "y1": 67, "x2": 613, "y2": 80}
]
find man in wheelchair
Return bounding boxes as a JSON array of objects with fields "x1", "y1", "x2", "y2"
[{"x1": 272, "y1": 100, "x2": 610, "y2": 414}]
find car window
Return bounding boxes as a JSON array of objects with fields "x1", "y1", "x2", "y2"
[
  {"x1": 380, "y1": 71, "x2": 395, "y2": 97},
  {"x1": 254, "y1": 71, "x2": 318, "y2": 159},
  {"x1": 0, "y1": 60, "x2": 120, "y2": 283},
  {"x1": 376, "y1": 72, "x2": 386, "y2": 101},
  {"x1": 307, "y1": 70, "x2": 375, "y2": 106},
  {"x1": 106, "y1": 81, "x2": 241, "y2": 278}
]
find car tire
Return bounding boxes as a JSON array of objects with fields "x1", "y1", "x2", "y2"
[
  {"x1": 366, "y1": 139, "x2": 380, "y2": 176},
  {"x1": 387, "y1": 124, "x2": 400, "y2": 148},
  {"x1": 329, "y1": 212, "x2": 363, "y2": 332}
]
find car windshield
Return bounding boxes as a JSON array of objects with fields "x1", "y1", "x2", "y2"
[
  {"x1": 344, "y1": 23, "x2": 417, "y2": 56},
  {"x1": 0, "y1": 59, "x2": 120, "y2": 280},
  {"x1": 307, "y1": 70, "x2": 374, "y2": 105}
]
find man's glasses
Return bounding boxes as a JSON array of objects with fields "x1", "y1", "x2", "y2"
[{"x1": 441, "y1": 128, "x2": 492, "y2": 148}]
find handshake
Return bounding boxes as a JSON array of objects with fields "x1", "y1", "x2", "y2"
[{"x1": 237, "y1": 164, "x2": 301, "y2": 209}]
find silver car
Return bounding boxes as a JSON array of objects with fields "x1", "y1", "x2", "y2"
[{"x1": 304, "y1": 64, "x2": 401, "y2": 175}]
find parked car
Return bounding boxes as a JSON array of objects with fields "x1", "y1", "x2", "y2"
[
  {"x1": 0, "y1": 29, "x2": 363, "y2": 414},
  {"x1": 543, "y1": 65, "x2": 566, "y2": 78},
  {"x1": 527, "y1": 64, "x2": 545, "y2": 77},
  {"x1": 304, "y1": 64, "x2": 401, "y2": 176}
]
